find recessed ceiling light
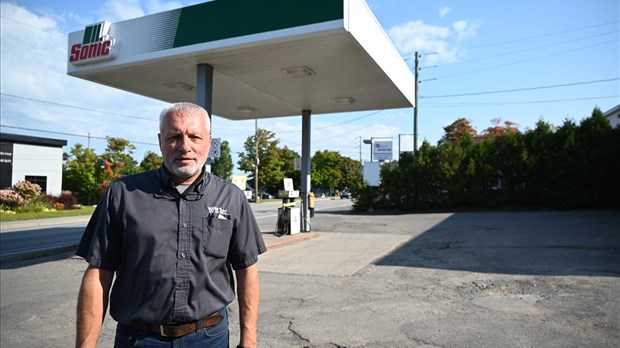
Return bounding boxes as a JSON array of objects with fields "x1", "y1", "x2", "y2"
[
  {"x1": 282, "y1": 66, "x2": 315, "y2": 78},
  {"x1": 163, "y1": 82, "x2": 194, "y2": 91},
  {"x1": 236, "y1": 106, "x2": 258, "y2": 113},
  {"x1": 331, "y1": 97, "x2": 356, "y2": 105}
]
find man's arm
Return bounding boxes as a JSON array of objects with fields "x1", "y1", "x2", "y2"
[
  {"x1": 76, "y1": 265, "x2": 114, "y2": 348},
  {"x1": 235, "y1": 263, "x2": 260, "y2": 348}
]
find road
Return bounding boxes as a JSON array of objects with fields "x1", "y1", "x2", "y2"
[
  {"x1": 0, "y1": 197, "x2": 352, "y2": 261},
  {"x1": 1, "y1": 209, "x2": 618, "y2": 347}
]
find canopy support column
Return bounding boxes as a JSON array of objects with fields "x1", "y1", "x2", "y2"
[
  {"x1": 197, "y1": 64, "x2": 214, "y2": 128},
  {"x1": 301, "y1": 109, "x2": 311, "y2": 232}
]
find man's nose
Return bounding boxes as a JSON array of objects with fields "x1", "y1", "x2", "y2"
[{"x1": 177, "y1": 136, "x2": 192, "y2": 152}]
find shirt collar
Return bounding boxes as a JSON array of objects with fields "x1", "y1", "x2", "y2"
[{"x1": 157, "y1": 165, "x2": 209, "y2": 194}]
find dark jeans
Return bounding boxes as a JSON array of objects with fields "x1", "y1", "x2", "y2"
[{"x1": 114, "y1": 308, "x2": 229, "y2": 348}]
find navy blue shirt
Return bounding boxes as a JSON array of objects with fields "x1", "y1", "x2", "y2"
[{"x1": 77, "y1": 166, "x2": 266, "y2": 325}]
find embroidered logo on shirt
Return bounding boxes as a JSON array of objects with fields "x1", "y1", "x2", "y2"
[{"x1": 208, "y1": 207, "x2": 230, "y2": 220}]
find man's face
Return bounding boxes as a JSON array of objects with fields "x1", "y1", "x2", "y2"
[{"x1": 159, "y1": 109, "x2": 211, "y2": 184}]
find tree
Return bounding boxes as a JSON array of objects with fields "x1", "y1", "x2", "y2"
[
  {"x1": 277, "y1": 146, "x2": 300, "y2": 187},
  {"x1": 102, "y1": 137, "x2": 139, "y2": 177},
  {"x1": 96, "y1": 137, "x2": 138, "y2": 195},
  {"x1": 237, "y1": 128, "x2": 285, "y2": 194},
  {"x1": 62, "y1": 144, "x2": 98, "y2": 204},
  {"x1": 353, "y1": 108, "x2": 620, "y2": 211},
  {"x1": 482, "y1": 118, "x2": 520, "y2": 139},
  {"x1": 311, "y1": 150, "x2": 343, "y2": 194},
  {"x1": 337, "y1": 155, "x2": 363, "y2": 191},
  {"x1": 211, "y1": 140, "x2": 234, "y2": 180},
  {"x1": 439, "y1": 118, "x2": 477, "y2": 145},
  {"x1": 140, "y1": 151, "x2": 163, "y2": 172}
]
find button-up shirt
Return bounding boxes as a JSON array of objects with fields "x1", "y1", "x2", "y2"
[{"x1": 76, "y1": 166, "x2": 266, "y2": 324}]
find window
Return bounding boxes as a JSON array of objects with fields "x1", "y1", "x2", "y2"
[{"x1": 25, "y1": 175, "x2": 47, "y2": 194}]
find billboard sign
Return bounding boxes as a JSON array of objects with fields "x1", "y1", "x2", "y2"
[{"x1": 373, "y1": 140, "x2": 392, "y2": 161}]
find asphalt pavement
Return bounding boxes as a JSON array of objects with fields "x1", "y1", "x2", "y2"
[{"x1": 1, "y1": 208, "x2": 619, "y2": 347}]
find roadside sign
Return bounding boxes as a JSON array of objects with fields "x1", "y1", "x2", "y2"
[{"x1": 209, "y1": 138, "x2": 221, "y2": 158}]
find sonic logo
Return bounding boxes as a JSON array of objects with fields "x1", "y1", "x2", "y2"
[{"x1": 69, "y1": 21, "x2": 116, "y2": 65}]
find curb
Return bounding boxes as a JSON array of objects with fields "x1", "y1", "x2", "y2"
[
  {"x1": 1, "y1": 232, "x2": 319, "y2": 265},
  {"x1": 0, "y1": 243, "x2": 79, "y2": 265},
  {"x1": 265, "y1": 232, "x2": 320, "y2": 250},
  {"x1": 0, "y1": 215, "x2": 92, "y2": 232}
]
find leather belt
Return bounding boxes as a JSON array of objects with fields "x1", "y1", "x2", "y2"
[{"x1": 126, "y1": 312, "x2": 224, "y2": 338}]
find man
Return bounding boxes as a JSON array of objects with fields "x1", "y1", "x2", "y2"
[{"x1": 76, "y1": 102, "x2": 266, "y2": 348}]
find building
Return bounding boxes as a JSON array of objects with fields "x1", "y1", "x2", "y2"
[
  {"x1": 604, "y1": 104, "x2": 620, "y2": 128},
  {"x1": 0, "y1": 133, "x2": 67, "y2": 195}
]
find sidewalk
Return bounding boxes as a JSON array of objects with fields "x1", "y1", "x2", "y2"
[{"x1": 0, "y1": 215, "x2": 92, "y2": 232}]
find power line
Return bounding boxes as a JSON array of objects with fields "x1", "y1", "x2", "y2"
[
  {"x1": 465, "y1": 20, "x2": 619, "y2": 50},
  {"x1": 432, "y1": 30, "x2": 619, "y2": 69},
  {"x1": 420, "y1": 78, "x2": 619, "y2": 99},
  {"x1": 422, "y1": 95, "x2": 619, "y2": 107},
  {"x1": 425, "y1": 39, "x2": 617, "y2": 81},
  {"x1": 408, "y1": 21, "x2": 618, "y2": 68},
  {"x1": 0, "y1": 15, "x2": 51, "y2": 32},
  {"x1": 274, "y1": 110, "x2": 385, "y2": 134},
  {"x1": 1, "y1": 93, "x2": 158, "y2": 122},
  {"x1": 0, "y1": 124, "x2": 159, "y2": 146}
]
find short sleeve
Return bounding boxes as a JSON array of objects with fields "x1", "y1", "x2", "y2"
[{"x1": 76, "y1": 184, "x2": 123, "y2": 271}]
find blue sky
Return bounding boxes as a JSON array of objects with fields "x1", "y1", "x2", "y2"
[{"x1": 1, "y1": 0, "x2": 618, "y2": 173}]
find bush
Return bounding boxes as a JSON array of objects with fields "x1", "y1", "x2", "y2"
[
  {"x1": 15, "y1": 196, "x2": 52, "y2": 213},
  {"x1": 12, "y1": 181, "x2": 42, "y2": 201},
  {"x1": 0, "y1": 189, "x2": 24, "y2": 210},
  {"x1": 352, "y1": 186, "x2": 380, "y2": 211},
  {"x1": 46, "y1": 191, "x2": 78, "y2": 210}
]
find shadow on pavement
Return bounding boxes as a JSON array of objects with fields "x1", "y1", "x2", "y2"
[{"x1": 374, "y1": 210, "x2": 620, "y2": 277}]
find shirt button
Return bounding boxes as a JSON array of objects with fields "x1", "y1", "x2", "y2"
[
  {"x1": 181, "y1": 252, "x2": 186, "y2": 258},
  {"x1": 182, "y1": 223, "x2": 188, "y2": 228}
]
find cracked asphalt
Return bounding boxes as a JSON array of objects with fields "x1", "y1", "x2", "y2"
[{"x1": 1, "y1": 209, "x2": 619, "y2": 347}]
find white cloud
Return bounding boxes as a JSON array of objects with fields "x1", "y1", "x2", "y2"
[
  {"x1": 0, "y1": 2, "x2": 166, "y2": 159},
  {"x1": 145, "y1": 0, "x2": 186, "y2": 13},
  {"x1": 453, "y1": 19, "x2": 482, "y2": 41},
  {"x1": 439, "y1": 6, "x2": 451, "y2": 18},
  {"x1": 96, "y1": 0, "x2": 188, "y2": 22},
  {"x1": 97, "y1": 0, "x2": 145, "y2": 22},
  {"x1": 388, "y1": 18, "x2": 481, "y2": 64}
]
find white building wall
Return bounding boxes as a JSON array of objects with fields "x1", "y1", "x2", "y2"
[
  {"x1": 607, "y1": 112, "x2": 620, "y2": 128},
  {"x1": 12, "y1": 144, "x2": 64, "y2": 195},
  {"x1": 604, "y1": 105, "x2": 620, "y2": 128}
]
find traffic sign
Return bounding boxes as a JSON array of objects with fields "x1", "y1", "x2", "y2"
[{"x1": 209, "y1": 138, "x2": 221, "y2": 159}]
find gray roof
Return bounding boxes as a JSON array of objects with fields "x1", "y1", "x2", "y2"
[{"x1": 0, "y1": 133, "x2": 67, "y2": 148}]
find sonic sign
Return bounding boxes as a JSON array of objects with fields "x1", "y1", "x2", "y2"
[{"x1": 69, "y1": 21, "x2": 116, "y2": 65}]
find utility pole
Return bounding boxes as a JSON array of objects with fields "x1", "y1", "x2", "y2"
[
  {"x1": 413, "y1": 51, "x2": 419, "y2": 164},
  {"x1": 254, "y1": 118, "x2": 259, "y2": 203}
]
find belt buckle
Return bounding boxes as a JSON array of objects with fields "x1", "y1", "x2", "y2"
[{"x1": 159, "y1": 325, "x2": 168, "y2": 337}]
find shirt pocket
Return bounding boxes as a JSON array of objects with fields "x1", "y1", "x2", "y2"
[{"x1": 202, "y1": 216, "x2": 233, "y2": 258}]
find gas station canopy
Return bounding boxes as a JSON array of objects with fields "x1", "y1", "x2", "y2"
[{"x1": 67, "y1": 0, "x2": 415, "y2": 120}]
